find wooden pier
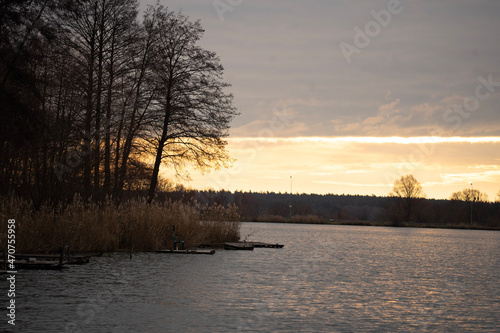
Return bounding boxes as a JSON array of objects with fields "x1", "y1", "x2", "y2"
[
  {"x1": 1, "y1": 246, "x2": 91, "y2": 270},
  {"x1": 199, "y1": 241, "x2": 284, "y2": 251},
  {"x1": 12, "y1": 253, "x2": 91, "y2": 265},
  {"x1": 157, "y1": 249, "x2": 215, "y2": 255},
  {"x1": 246, "y1": 242, "x2": 284, "y2": 249},
  {"x1": 224, "y1": 242, "x2": 254, "y2": 250},
  {"x1": 9, "y1": 258, "x2": 65, "y2": 270}
]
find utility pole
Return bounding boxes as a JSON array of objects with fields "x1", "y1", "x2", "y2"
[
  {"x1": 289, "y1": 176, "x2": 292, "y2": 219},
  {"x1": 470, "y1": 183, "x2": 473, "y2": 225}
]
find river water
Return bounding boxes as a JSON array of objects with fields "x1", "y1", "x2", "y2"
[{"x1": 2, "y1": 223, "x2": 499, "y2": 332}]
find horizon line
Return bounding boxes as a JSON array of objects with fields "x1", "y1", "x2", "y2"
[{"x1": 227, "y1": 136, "x2": 500, "y2": 144}]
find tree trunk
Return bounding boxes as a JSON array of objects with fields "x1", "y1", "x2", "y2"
[
  {"x1": 147, "y1": 76, "x2": 172, "y2": 204},
  {"x1": 84, "y1": 51, "x2": 95, "y2": 198},
  {"x1": 83, "y1": 2, "x2": 99, "y2": 199},
  {"x1": 104, "y1": 26, "x2": 116, "y2": 195},
  {"x1": 117, "y1": 40, "x2": 152, "y2": 198},
  {"x1": 147, "y1": 139, "x2": 166, "y2": 204},
  {"x1": 94, "y1": 0, "x2": 106, "y2": 199},
  {"x1": 113, "y1": 103, "x2": 126, "y2": 196}
]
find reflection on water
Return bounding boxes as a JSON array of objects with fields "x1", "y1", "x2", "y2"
[{"x1": 2, "y1": 223, "x2": 499, "y2": 332}]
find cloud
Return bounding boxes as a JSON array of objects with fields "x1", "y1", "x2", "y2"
[
  {"x1": 184, "y1": 136, "x2": 500, "y2": 199},
  {"x1": 440, "y1": 170, "x2": 500, "y2": 184},
  {"x1": 409, "y1": 103, "x2": 439, "y2": 119},
  {"x1": 140, "y1": 0, "x2": 500, "y2": 139},
  {"x1": 385, "y1": 90, "x2": 392, "y2": 100},
  {"x1": 147, "y1": 0, "x2": 500, "y2": 198},
  {"x1": 312, "y1": 180, "x2": 389, "y2": 188},
  {"x1": 323, "y1": 85, "x2": 500, "y2": 137},
  {"x1": 230, "y1": 115, "x2": 309, "y2": 137}
]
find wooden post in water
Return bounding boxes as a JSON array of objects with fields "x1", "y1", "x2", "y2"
[
  {"x1": 1, "y1": 233, "x2": 6, "y2": 270},
  {"x1": 172, "y1": 225, "x2": 175, "y2": 250},
  {"x1": 59, "y1": 246, "x2": 64, "y2": 266},
  {"x1": 59, "y1": 245, "x2": 70, "y2": 266}
]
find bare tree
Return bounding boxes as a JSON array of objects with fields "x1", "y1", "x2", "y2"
[
  {"x1": 60, "y1": 0, "x2": 100, "y2": 197},
  {"x1": 0, "y1": 0, "x2": 68, "y2": 202},
  {"x1": 60, "y1": 0, "x2": 141, "y2": 198},
  {"x1": 143, "y1": 6, "x2": 238, "y2": 203},
  {"x1": 450, "y1": 187, "x2": 490, "y2": 224},
  {"x1": 389, "y1": 174, "x2": 425, "y2": 223},
  {"x1": 1, "y1": 1, "x2": 239, "y2": 204},
  {"x1": 114, "y1": 9, "x2": 156, "y2": 199},
  {"x1": 102, "y1": 0, "x2": 138, "y2": 195},
  {"x1": 450, "y1": 188, "x2": 489, "y2": 203}
]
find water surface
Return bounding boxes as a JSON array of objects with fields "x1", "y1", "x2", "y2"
[{"x1": 2, "y1": 223, "x2": 499, "y2": 332}]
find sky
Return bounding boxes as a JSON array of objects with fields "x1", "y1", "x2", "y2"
[{"x1": 140, "y1": 0, "x2": 500, "y2": 200}]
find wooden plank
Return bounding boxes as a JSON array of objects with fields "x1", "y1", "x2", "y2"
[
  {"x1": 156, "y1": 249, "x2": 215, "y2": 255},
  {"x1": 247, "y1": 242, "x2": 284, "y2": 248},
  {"x1": 199, "y1": 241, "x2": 284, "y2": 250},
  {"x1": 0, "y1": 253, "x2": 91, "y2": 265},
  {"x1": 224, "y1": 243, "x2": 254, "y2": 250},
  {"x1": 13, "y1": 259, "x2": 64, "y2": 270},
  {"x1": 197, "y1": 243, "x2": 225, "y2": 249}
]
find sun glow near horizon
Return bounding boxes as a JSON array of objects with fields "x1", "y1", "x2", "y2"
[
  {"x1": 228, "y1": 136, "x2": 500, "y2": 144},
  {"x1": 179, "y1": 135, "x2": 500, "y2": 201}
]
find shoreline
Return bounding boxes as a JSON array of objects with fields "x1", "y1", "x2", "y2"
[{"x1": 243, "y1": 219, "x2": 500, "y2": 231}]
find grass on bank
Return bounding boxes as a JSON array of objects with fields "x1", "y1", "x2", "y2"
[{"x1": 0, "y1": 195, "x2": 240, "y2": 253}]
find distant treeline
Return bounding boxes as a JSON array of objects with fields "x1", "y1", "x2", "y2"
[{"x1": 162, "y1": 189, "x2": 500, "y2": 229}]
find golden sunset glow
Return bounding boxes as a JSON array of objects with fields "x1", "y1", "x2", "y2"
[
  {"x1": 230, "y1": 136, "x2": 500, "y2": 144},
  {"x1": 144, "y1": 0, "x2": 500, "y2": 203},
  {"x1": 183, "y1": 136, "x2": 500, "y2": 200}
]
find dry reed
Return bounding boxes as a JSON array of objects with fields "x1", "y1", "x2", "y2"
[{"x1": 0, "y1": 195, "x2": 240, "y2": 253}]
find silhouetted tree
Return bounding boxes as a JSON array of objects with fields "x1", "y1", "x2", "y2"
[
  {"x1": 450, "y1": 187, "x2": 489, "y2": 225},
  {"x1": 143, "y1": 5, "x2": 238, "y2": 203},
  {"x1": 0, "y1": 0, "x2": 67, "y2": 204},
  {"x1": 450, "y1": 188, "x2": 489, "y2": 203},
  {"x1": 388, "y1": 174, "x2": 425, "y2": 224}
]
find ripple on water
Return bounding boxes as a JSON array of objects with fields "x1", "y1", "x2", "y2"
[{"x1": 2, "y1": 223, "x2": 499, "y2": 332}]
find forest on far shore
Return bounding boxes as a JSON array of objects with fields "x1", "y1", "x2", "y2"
[{"x1": 161, "y1": 188, "x2": 500, "y2": 229}]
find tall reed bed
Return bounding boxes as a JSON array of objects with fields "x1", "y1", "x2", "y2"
[{"x1": 0, "y1": 195, "x2": 240, "y2": 253}]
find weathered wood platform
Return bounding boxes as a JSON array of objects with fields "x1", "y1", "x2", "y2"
[
  {"x1": 199, "y1": 241, "x2": 284, "y2": 250},
  {"x1": 1, "y1": 250, "x2": 91, "y2": 270},
  {"x1": 9, "y1": 254, "x2": 91, "y2": 265},
  {"x1": 246, "y1": 242, "x2": 284, "y2": 248},
  {"x1": 157, "y1": 249, "x2": 215, "y2": 255},
  {"x1": 11, "y1": 259, "x2": 65, "y2": 270},
  {"x1": 224, "y1": 243, "x2": 255, "y2": 250}
]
